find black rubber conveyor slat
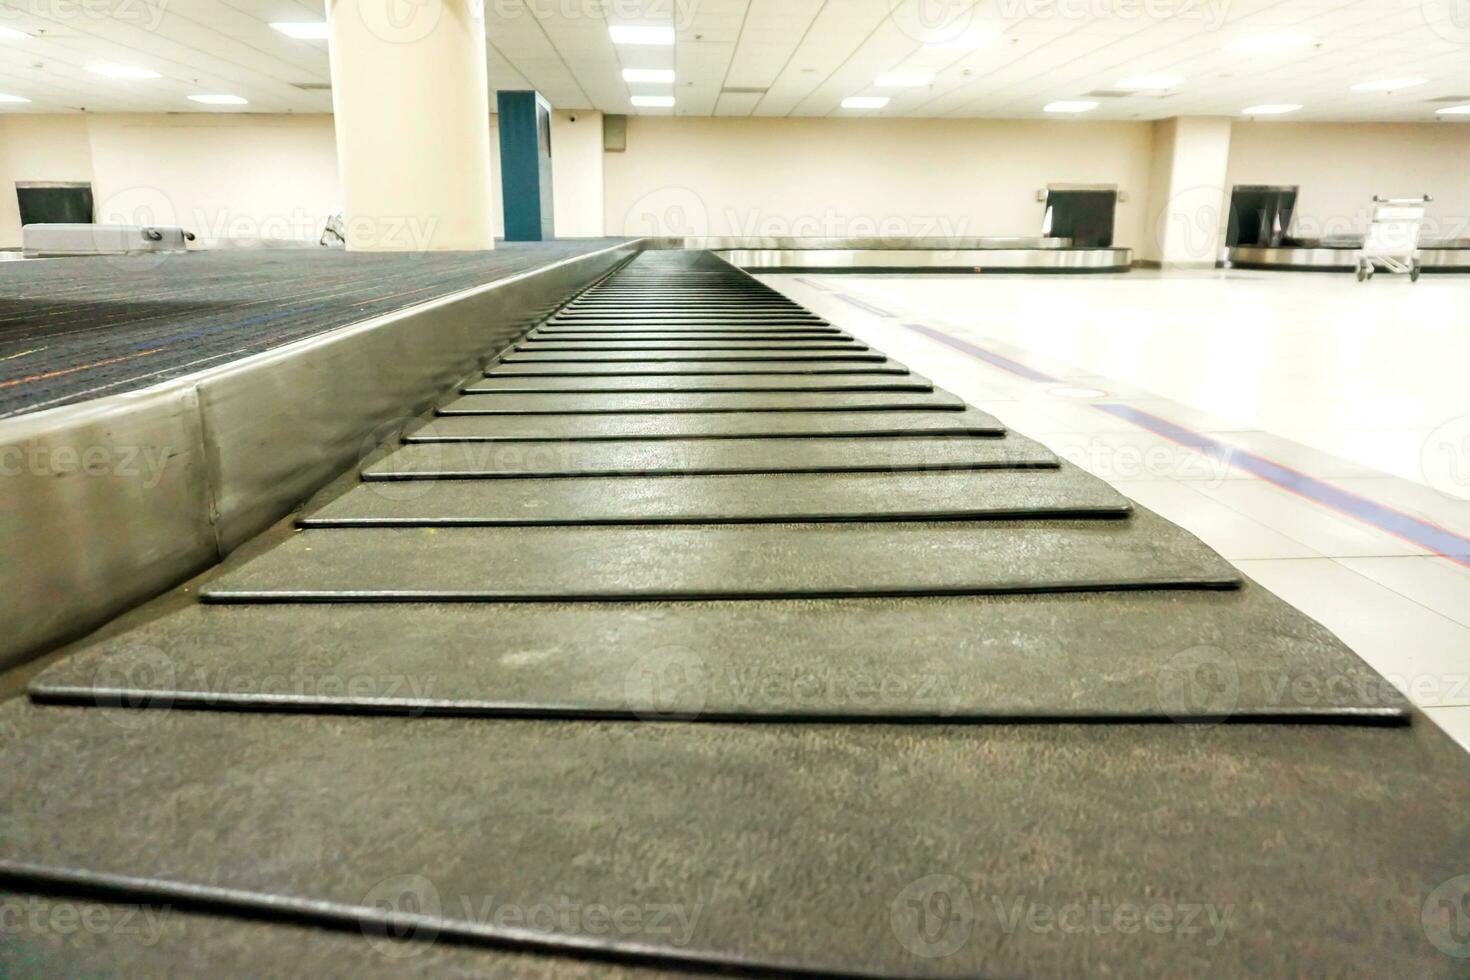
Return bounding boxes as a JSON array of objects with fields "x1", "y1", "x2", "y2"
[
  {"x1": 363, "y1": 433, "x2": 1058, "y2": 479},
  {"x1": 200, "y1": 509, "x2": 1240, "y2": 601},
  {"x1": 436, "y1": 390, "x2": 967, "y2": 415},
  {"x1": 485, "y1": 359, "x2": 912, "y2": 375},
  {"x1": 408, "y1": 408, "x2": 1005, "y2": 441},
  {"x1": 297, "y1": 466, "x2": 1130, "y2": 526},
  {"x1": 31, "y1": 587, "x2": 1409, "y2": 720},
  {"x1": 463, "y1": 373, "x2": 933, "y2": 392}
]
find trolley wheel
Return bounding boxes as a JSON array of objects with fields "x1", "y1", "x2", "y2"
[
  {"x1": 1411, "y1": 260, "x2": 1422, "y2": 283},
  {"x1": 1356, "y1": 266, "x2": 1368, "y2": 282}
]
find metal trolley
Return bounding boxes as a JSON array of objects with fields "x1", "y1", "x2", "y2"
[{"x1": 1357, "y1": 195, "x2": 1432, "y2": 282}]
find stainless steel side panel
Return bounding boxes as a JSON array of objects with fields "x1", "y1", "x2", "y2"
[
  {"x1": 0, "y1": 240, "x2": 640, "y2": 671},
  {"x1": 0, "y1": 387, "x2": 216, "y2": 670},
  {"x1": 1418, "y1": 248, "x2": 1470, "y2": 270},
  {"x1": 716, "y1": 248, "x2": 1133, "y2": 271},
  {"x1": 1226, "y1": 247, "x2": 1358, "y2": 270},
  {"x1": 1227, "y1": 245, "x2": 1470, "y2": 271}
]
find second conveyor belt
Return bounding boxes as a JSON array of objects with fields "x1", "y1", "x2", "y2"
[{"x1": 2, "y1": 250, "x2": 1467, "y2": 978}]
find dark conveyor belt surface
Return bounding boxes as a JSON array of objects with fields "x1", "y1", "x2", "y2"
[
  {"x1": 0, "y1": 240, "x2": 627, "y2": 419},
  {"x1": 5, "y1": 249, "x2": 1466, "y2": 979}
]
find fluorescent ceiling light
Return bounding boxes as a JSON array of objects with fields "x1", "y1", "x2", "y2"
[
  {"x1": 87, "y1": 64, "x2": 162, "y2": 79},
  {"x1": 1225, "y1": 33, "x2": 1314, "y2": 55},
  {"x1": 0, "y1": 25, "x2": 32, "y2": 39},
  {"x1": 925, "y1": 29, "x2": 1000, "y2": 50},
  {"x1": 622, "y1": 68, "x2": 674, "y2": 83},
  {"x1": 609, "y1": 25, "x2": 675, "y2": 45},
  {"x1": 1350, "y1": 77, "x2": 1428, "y2": 92},
  {"x1": 1436, "y1": 104, "x2": 1470, "y2": 115},
  {"x1": 1116, "y1": 74, "x2": 1184, "y2": 91},
  {"x1": 1044, "y1": 100, "x2": 1098, "y2": 113},
  {"x1": 630, "y1": 94, "x2": 675, "y2": 107},
  {"x1": 1241, "y1": 103, "x2": 1303, "y2": 115},
  {"x1": 0, "y1": 93, "x2": 31, "y2": 103},
  {"x1": 841, "y1": 96, "x2": 890, "y2": 109},
  {"x1": 271, "y1": 22, "x2": 330, "y2": 40},
  {"x1": 189, "y1": 94, "x2": 248, "y2": 105}
]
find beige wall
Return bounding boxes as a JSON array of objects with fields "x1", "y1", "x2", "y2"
[
  {"x1": 85, "y1": 114, "x2": 341, "y2": 247},
  {"x1": 604, "y1": 116, "x2": 1156, "y2": 247},
  {"x1": 5, "y1": 111, "x2": 1468, "y2": 254},
  {"x1": 1226, "y1": 122, "x2": 1470, "y2": 243},
  {"x1": 550, "y1": 109, "x2": 605, "y2": 238},
  {"x1": 0, "y1": 115, "x2": 95, "y2": 249}
]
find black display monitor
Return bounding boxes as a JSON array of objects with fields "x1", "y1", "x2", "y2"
[
  {"x1": 1226, "y1": 185, "x2": 1298, "y2": 247},
  {"x1": 1045, "y1": 189, "x2": 1117, "y2": 248}
]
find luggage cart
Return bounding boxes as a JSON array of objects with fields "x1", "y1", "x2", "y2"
[{"x1": 1357, "y1": 195, "x2": 1432, "y2": 282}]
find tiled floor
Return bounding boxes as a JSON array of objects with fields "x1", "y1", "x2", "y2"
[{"x1": 771, "y1": 268, "x2": 1470, "y2": 751}]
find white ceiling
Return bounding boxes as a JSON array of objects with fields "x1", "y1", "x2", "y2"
[{"x1": 1, "y1": 0, "x2": 1468, "y2": 122}]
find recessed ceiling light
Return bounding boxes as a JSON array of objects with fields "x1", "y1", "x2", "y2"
[
  {"x1": 925, "y1": 29, "x2": 1001, "y2": 50},
  {"x1": 0, "y1": 93, "x2": 31, "y2": 103},
  {"x1": 0, "y1": 25, "x2": 31, "y2": 40},
  {"x1": 841, "y1": 96, "x2": 890, "y2": 109},
  {"x1": 609, "y1": 25, "x2": 675, "y2": 45},
  {"x1": 1044, "y1": 100, "x2": 1099, "y2": 113},
  {"x1": 1241, "y1": 103, "x2": 1303, "y2": 115},
  {"x1": 271, "y1": 22, "x2": 330, "y2": 40},
  {"x1": 87, "y1": 64, "x2": 162, "y2": 79},
  {"x1": 189, "y1": 94, "x2": 248, "y2": 105},
  {"x1": 1116, "y1": 74, "x2": 1185, "y2": 91},
  {"x1": 1436, "y1": 104, "x2": 1470, "y2": 115},
  {"x1": 622, "y1": 68, "x2": 675, "y2": 83},
  {"x1": 875, "y1": 71, "x2": 934, "y2": 87},
  {"x1": 630, "y1": 94, "x2": 675, "y2": 107},
  {"x1": 1225, "y1": 33, "x2": 1314, "y2": 55},
  {"x1": 1351, "y1": 77, "x2": 1428, "y2": 92}
]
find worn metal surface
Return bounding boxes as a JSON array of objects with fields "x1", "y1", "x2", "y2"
[
  {"x1": 0, "y1": 240, "x2": 641, "y2": 671},
  {"x1": 363, "y1": 435, "x2": 1055, "y2": 479},
  {"x1": 200, "y1": 508, "x2": 1239, "y2": 601},
  {"x1": 297, "y1": 466, "x2": 1129, "y2": 527},
  {"x1": 437, "y1": 391, "x2": 965, "y2": 415},
  {"x1": 407, "y1": 408, "x2": 1004, "y2": 441},
  {"x1": 32, "y1": 586, "x2": 1408, "y2": 720},
  {"x1": 1, "y1": 702, "x2": 1464, "y2": 977}
]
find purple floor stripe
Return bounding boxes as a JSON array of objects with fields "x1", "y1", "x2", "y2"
[
  {"x1": 832, "y1": 294, "x2": 896, "y2": 318},
  {"x1": 903, "y1": 323, "x2": 1060, "y2": 383},
  {"x1": 1096, "y1": 404, "x2": 1470, "y2": 564}
]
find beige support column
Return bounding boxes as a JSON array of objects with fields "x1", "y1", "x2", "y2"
[
  {"x1": 1145, "y1": 116, "x2": 1234, "y2": 269},
  {"x1": 326, "y1": 0, "x2": 496, "y2": 251}
]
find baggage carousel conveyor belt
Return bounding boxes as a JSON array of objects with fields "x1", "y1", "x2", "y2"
[{"x1": 4, "y1": 249, "x2": 1466, "y2": 979}]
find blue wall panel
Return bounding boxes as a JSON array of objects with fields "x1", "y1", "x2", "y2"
[{"x1": 498, "y1": 91, "x2": 555, "y2": 241}]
